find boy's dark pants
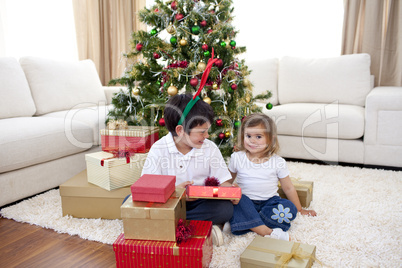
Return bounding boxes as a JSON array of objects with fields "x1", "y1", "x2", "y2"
[{"x1": 186, "y1": 199, "x2": 233, "y2": 225}]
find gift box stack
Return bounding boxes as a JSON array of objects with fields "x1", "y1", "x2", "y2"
[
  {"x1": 113, "y1": 174, "x2": 213, "y2": 268},
  {"x1": 59, "y1": 120, "x2": 159, "y2": 219}
]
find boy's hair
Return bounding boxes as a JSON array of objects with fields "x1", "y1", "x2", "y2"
[
  {"x1": 164, "y1": 94, "x2": 214, "y2": 136},
  {"x1": 236, "y1": 113, "x2": 280, "y2": 158}
]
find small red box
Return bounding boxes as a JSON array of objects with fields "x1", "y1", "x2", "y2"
[
  {"x1": 113, "y1": 220, "x2": 213, "y2": 268},
  {"x1": 100, "y1": 126, "x2": 159, "y2": 154},
  {"x1": 131, "y1": 174, "x2": 176, "y2": 203},
  {"x1": 186, "y1": 185, "x2": 242, "y2": 200}
]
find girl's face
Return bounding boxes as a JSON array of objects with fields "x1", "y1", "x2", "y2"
[{"x1": 244, "y1": 124, "x2": 268, "y2": 156}]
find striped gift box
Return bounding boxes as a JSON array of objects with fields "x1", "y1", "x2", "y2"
[{"x1": 85, "y1": 151, "x2": 148, "y2": 191}]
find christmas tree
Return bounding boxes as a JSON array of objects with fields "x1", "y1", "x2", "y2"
[{"x1": 107, "y1": 0, "x2": 271, "y2": 158}]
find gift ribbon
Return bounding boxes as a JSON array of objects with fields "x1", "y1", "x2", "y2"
[
  {"x1": 100, "y1": 150, "x2": 132, "y2": 166},
  {"x1": 212, "y1": 187, "x2": 219, "y2": 197},
  {"x1": 178, "y1": 48, "x2": 219, "y2": 125},
  {"x1": 247, "y1": 242, "x2": 323, "y2": 268}
]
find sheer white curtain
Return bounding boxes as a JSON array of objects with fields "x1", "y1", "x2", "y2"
[
  {"x1": 0, "y1": 0, "x2": 78, "y2": 60},
  {"x1": 232, "y1": 0, "x2": 344, "y2": 60}
]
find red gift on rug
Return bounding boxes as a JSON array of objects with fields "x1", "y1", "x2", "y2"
[
  {"x1": 100, "y1": 125, "x2": 159, "y2": 154},
  {"x1": 131, "y1": 174, "x2": 176, "y2": 203},
  {"x1": 113, "y1": 220, "x2": 213, "y2": 268},
  {"x1": 186, "y1": 185, "x2": 241, "y2": 200}
]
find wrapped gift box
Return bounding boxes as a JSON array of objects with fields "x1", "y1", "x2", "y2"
[
  {"x1": 186, "y1": 185, "x2": 241, "y2": 200},
  {"x1": 121, "y1": 188, "x2": 186, "y2": 241},
  {"x1": 85, "y1": 151, "x2": 147, "y2": 191},
  {"x1": 113, "y1": 220, "x2": 213, "y2": 268},
  {"x1": 240, "y1": 236, "x2": 316, "y2": 268},
  {"x1": 59, "y1": 170, "x2": 131, "y2": 219},
  {"x1": 278, "y1": 180, "x2": 314, "y2": 208},
  {"x1": 101, "y1": 126, "x2": 159, "y2": 154},
  {"x1": 131, "y1": 174, "x2": 176, "y2": 203}
]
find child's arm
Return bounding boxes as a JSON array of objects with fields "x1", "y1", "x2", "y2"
[
  {"x1": 280, "y1": 176, "x2": 317, "y2": 216},
  {"x1": 220, "y1": 171, "x2": 240, "y2": 205}
]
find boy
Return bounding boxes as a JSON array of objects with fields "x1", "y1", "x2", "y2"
[{"x1": 141, "y1": 93, "x2": 233, "y2": 246}]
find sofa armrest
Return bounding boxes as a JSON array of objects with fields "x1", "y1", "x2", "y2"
[
  {"x1": 103, "y1": 86, "x2": 127, "y2": 105},
  {"x1": 365, "y1": 86, "x2": 402, "y2": 145}
]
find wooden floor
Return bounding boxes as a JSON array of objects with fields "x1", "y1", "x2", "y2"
[{"x1": 0, "y1": 216, "x2": 116, "y2": 268}]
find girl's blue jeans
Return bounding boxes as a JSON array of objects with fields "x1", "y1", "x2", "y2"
[{"x1": 230, "y1": 194, "x2": 297, "y2": 235}]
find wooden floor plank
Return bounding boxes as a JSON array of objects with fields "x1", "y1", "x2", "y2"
[{"x1": 0, "y1": 217, "x2": 116, "y2": 268}]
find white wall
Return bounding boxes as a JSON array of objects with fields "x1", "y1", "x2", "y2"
[{"x1": 0, "y1": 0, "x2": 78, "y2": 60}]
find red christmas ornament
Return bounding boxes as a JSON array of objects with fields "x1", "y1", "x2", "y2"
[
  {"x1": 231, "y1": 46, "x2": 236, "y2": 50},
  {"x1": 214, "y1": 59, "x2": 223, "y2": 68},
  {"x1": 200, "y1": 20, "x2": 207, "y2": 27},
  {"x1": 171, "y1": 1, "x2": 177, "y2": 10},
  {"x1": 153, "y1": 52, "x2": 161, "y2": 59},
  {"x1": 154, "y1": 8, "x2": 159, "y2": 12},
  {"x1": 158, "y1": 118, "x2": 165, "y2": 126},
  {"x1": 231, "y1": 83, "x2": 238, "y2": 90},
  {"x1": 207, "y1": 29, "x2": 213, "y2": 34},
  {"x1": 175, "y1": 13, "x2": 184, "y2": 21},
  {"x1": 202, "y1": 44, "x2": 208, "y2": 51},
  {"x1": 216, "y1": 119, "x2": 223, "y2": 127},
  {"x1": 204, "y1": 177, "x2": 220, "y2": 186},
  {"x1": 135, "y1": 43, "x2": 143, "y2": 51},
  {"x1": 190, "y1": 77, "x2": 198, "y2": 87},
  {"x1": 218, "y1": 133, "x2": 225, "y2": 139}
]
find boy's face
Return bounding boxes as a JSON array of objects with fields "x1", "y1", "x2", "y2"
[{"x1": 182, "y1": 122, "x2": 211, "y2": 149}]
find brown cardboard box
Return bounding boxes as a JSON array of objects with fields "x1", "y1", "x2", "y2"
[
  {"x1": 240, "y1": 236, "x2": 316, "y2": 268},
  {"x1": 121, "y1": 188, "x2": 186, "y2": 242},
  {"x1": 278, "y1": 180, "x2": 313, "y2": 208},
  {"x1": 59, "y1": 170, "x2": 131, "y2": 219}
]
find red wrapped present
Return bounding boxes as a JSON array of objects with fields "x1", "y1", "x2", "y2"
[
  {"x1": 131, "y1": 174, "x2": 176, "y2": 203},
  {"x1": 100, "y1": 126, "x2": 159, "y2": 154},
  {"x1": 113, "y1": 220, "x2": 213, "y2": 268},
  {"x1": 186, "y1": 185, "x2": 241, "y2": 200},
  {"x1": 121, "y1": 189, "x2": 186, "y2": 241}
]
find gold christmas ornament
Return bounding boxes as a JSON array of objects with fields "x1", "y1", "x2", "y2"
[
  {"x1": 245, "y1": 96, "x2": 251, "y2": 103},
  {"x1": 225, "y1": 131, "x2": 230, "y2": 138},
  {"x1": 132, "y1": 87, "x2": 140, "y2": 96},
  {"x1": 197, "y1": 61, "x2": 206, "y2": 71},
  {"x1": 179, "y1": 39, "x2": 188, "y2": 46},
  {"x1": 203, "y1": 96, "x2": 212, "y2": 104},
  {"x1": 167, "y1": 24, "x2": 176, "y2": 34},
  {"x1": 243, "y1": 78, "x2": 250, "y2": 87},
  {"x1": 212, "y1": 83, "x2": 218, "y2": 90},
  {"x1": 167, "y1": 85, "x2": 178, "y2": 96}
]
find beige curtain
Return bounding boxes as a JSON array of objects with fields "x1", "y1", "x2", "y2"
[
  {"x1": 72, "y1": 0, "x2": 146, "y2": 85},
  {"x1": 342, "y1": 0, "x2": 401, "y2": 86}
]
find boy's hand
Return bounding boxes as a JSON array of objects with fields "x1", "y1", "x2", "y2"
[
  {"x1": 177, "y1": 181, "x2": 198, "y2": 201},
  {"x1": 300, "y1": 209, "x2": 317, "y2": 217},
  {"x1": 229, "y1": 183, "x2": 241, "y2": 205}
]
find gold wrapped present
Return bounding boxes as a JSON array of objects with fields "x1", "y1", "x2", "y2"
[
  {"x1": 278, "y1": 178, "x2": 313, "y2": 208},
  {"x1": 240, "y1": 236, "x2": 317, "y2": 268},
  {"x1": 121, "y1": 188, "x2": 186, "y2": 242}
]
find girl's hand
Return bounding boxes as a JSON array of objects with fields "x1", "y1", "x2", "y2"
[
  {"x1": 230, "y1": 183, "x2": 241, "y2": 205},
  {"x1": 300, "y1": 209, "x2": 317, "y2": 217}
]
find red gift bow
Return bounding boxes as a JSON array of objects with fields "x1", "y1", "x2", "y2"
[{"x1": 100, "y1": 150, "x2": 132, "y2": 166}]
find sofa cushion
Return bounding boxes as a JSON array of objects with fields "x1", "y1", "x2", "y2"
[
  {"x1": 256, "y1": 102, "x2": 365, "y2": 139},
  {"x1": 19, "y1": 57, "x2": 107, "y2": 115},
  {"x1": 0, "y1": 117, "x2": 93, "y2": 173},
  {"x1": 246, "y1": 58, "x2": 279, "y2": 105},
  {"x1": 278, "y1": 54, "x2": 371, "y2": 106},
  {"x1": 0, "y1": 57, "x2": 36, "y2": 119},
  {"x1": 41, "y1": 104, "x2": 112, "y2": 146}
]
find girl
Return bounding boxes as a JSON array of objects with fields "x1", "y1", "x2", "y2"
[{"x1": 227, "y1": 113, "x2": 316, "y2": 241}]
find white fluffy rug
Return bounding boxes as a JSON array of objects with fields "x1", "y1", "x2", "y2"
[{"x1": 1, "y1": 162, "x2": 402, "y2": 267}]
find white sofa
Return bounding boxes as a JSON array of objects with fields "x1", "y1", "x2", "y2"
[
  {"x1": 0, "y1": 57, "x2": 118, "y2": 207},
  {"x1": 248, "y1": 54, "x2": 402, "y2": 168}
]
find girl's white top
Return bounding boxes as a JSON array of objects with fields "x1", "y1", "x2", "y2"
[{"x1": 228, "y1": 151, "x2": 289, "y2": 200}]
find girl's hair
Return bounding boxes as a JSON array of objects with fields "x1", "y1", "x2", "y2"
[{"x1": 236, "y1": 113, "x2": 279, "y2": 158}]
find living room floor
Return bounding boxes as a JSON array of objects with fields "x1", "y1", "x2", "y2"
[{"x1": 0, "y1": 217, "x2": 116, "y2": 267}]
